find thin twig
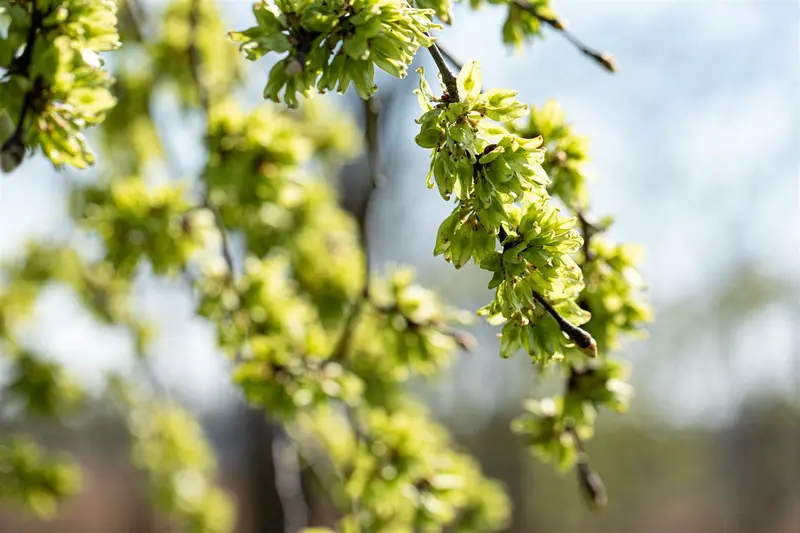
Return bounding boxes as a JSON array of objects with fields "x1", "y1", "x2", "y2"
[
  {"x1": 361, "y1": 96, "x2": 382, "y2": 290},
  {"x1": 185, "y1": 0, "x2": 236, "y2": 282},
  {"x1": 203, "y1": 197, "x2": 236, "y2": 276},
  {"x1": 123, "y1": 0, "x2": 149, "y2": 41},
  {"x1": 511, "y1": 0, "x2": 618, "y2": 73},
  {"x1": 531, "y1": 289, "x2": 597, "y2": 357},
  {"x1": 371, "y1": 302, "x2": 476, "y2": 352},
  {"x1": 426, "y1": 39, "x2": 460, "y2": 100},
  {"x1": 497, "y1": 227, "x2": 597, "y2": 357},
  {"x1": 576, "y1": 210, "x2": 600, "y2": 263},
  {"x1": 565, "y1": 423, "x2": 607, "y2": 507},
  {"x1": 187, "y1": 0, "x2": 210, "y2": 113},
  {"x1": 330, "y1": 96, "x2": 382, "y2": 361}
]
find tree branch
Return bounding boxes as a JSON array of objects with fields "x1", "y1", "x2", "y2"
[
  {"x1": 531, "y1": 289, "x2": 597, "y2": 357},
  {"x1": 512, "y1": 0, "x2": 618, "y2": 73},
  {"x1": 330, "y1": 96, "x2": 382, "y2": 361},
  {"x1": 426, "y1": 39, "x2": 460, "y2": 100},
  {"x1": 565, "y1": 423, "x2": 607, "y2": 508},
  {"x1": 576, "y1": 210, "x2": 601, "y2": 263}
]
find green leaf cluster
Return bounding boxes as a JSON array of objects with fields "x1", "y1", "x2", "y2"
[
  {"x1": 298, "y1": 404, "x2": 511, "y2": 533},
  {"x1": 203, "y1": 99, "x2": 365, "y2": 321},
  {"x1": 580, "y1": 238, "x2": 653, "y2": 352},
  {"x1": 349, "y1": 267, "x2": 472, "y2": 387},
  {"x1": 508, "y1": 99, "x2": 591, "y2": 211},
  {"x1": 511, "y1": 359, "x2": 632, "y2": 469},
  {"x1": 0, "y1": 0, "x2": 652, "y2": 526},
  {"x1": 72, "y1": 178, "x2": 208, "y2": 278},
  {"x1": 152, "y1": 0, "x2": 243, "y2": 108},
  {"x1": 0, "y1": 0, "x2": 120, "y2": 172},
  {"x1": 5, "y1": 349, "x2": 84, "y2": 417},
  {"x1": 0, "y1": 437, "x2": 82, "y2": 518},
  {"x1": 230, "y1": 0, "x2": 439, "y2": 106},
  {"x1": 415, "y1": 60, "x2": 588, "y2": 363}
]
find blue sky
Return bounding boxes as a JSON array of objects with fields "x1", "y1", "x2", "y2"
[{"x1": 0, "y1": 0, "x2": 797, "y2": 428}]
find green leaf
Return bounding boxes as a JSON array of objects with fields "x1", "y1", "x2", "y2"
[{"x1": 456, "y1": 60, "x2": 482, "y2": 100}]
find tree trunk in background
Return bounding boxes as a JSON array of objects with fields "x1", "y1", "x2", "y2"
[{"x1": 240, "y1": 407, "x2": 285, "y2": 533}]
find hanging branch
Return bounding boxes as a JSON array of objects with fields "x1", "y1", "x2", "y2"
[
  {"x1": 531, "y1": 290, "x2": 597, "y2": 357},
  {"x1": 512, "y1": 0, "x2": 618, "y2": 73},
  {"x1": 1, "y1": 3, "x2": 43, "y2": 172},
  {"x1": 565, "y1": 423, "x2": 607, "y2": 507}
]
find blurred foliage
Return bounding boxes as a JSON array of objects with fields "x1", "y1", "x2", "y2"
[
  {"x1": 112, "y1": 380, "x2": 236, "y2": 533},
  {"x1": 0, "y1": 0, "x2": 650, "y2": 531},
  {"x1": 0, "y1": 436, "x2": 82, "y2": 519}
]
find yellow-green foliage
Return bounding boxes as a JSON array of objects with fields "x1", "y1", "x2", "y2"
[{"x1": 0, "y1": 0, "x2": 649, "y2": 528}]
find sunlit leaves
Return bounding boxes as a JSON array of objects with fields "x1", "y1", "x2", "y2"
[
  {"x1": 414, "y1": 0, "x2": 454, "y2": 25},
  {"x1": 202, "y1": 99, "x2": 364, "y2": 321},
  {"x1": 0, "y1": 0, "x2": 650, "y2": 524},
  {"x1": 415, "y1": 61, "x2": 586, "y2": 364},
  {"x1": 231, "y1": 0, "x2": 439, "y2": 107},
  {"x1": 508, "y1": 99, "x2": 592, "y2": 210},
  {"x1": 348, "y1": 267, "x2": 472, "y2": 386},
  {"x1": 512, "y1": 359, "x2": 633, "y2": 470}
]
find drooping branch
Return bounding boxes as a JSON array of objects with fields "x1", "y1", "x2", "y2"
[
  {"x1": 0, "y1": 3, "x2": 42, "y2": 172},
  {"x1": 531, "y1": 290, "x2": 597, "y2": 357},
  {"x1": 512, "y1": 0, "x2": 619, "y2": 73},
  {"x1": 330, "y1": 96, "x2": 382, "y2": 361},
  {"x1": 565, "y1": 423, "x2": 607, "y2": 507}
]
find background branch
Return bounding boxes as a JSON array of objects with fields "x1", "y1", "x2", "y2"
[{"x1": 512, "y1": 0, "x2": 618, "y2": 73}]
